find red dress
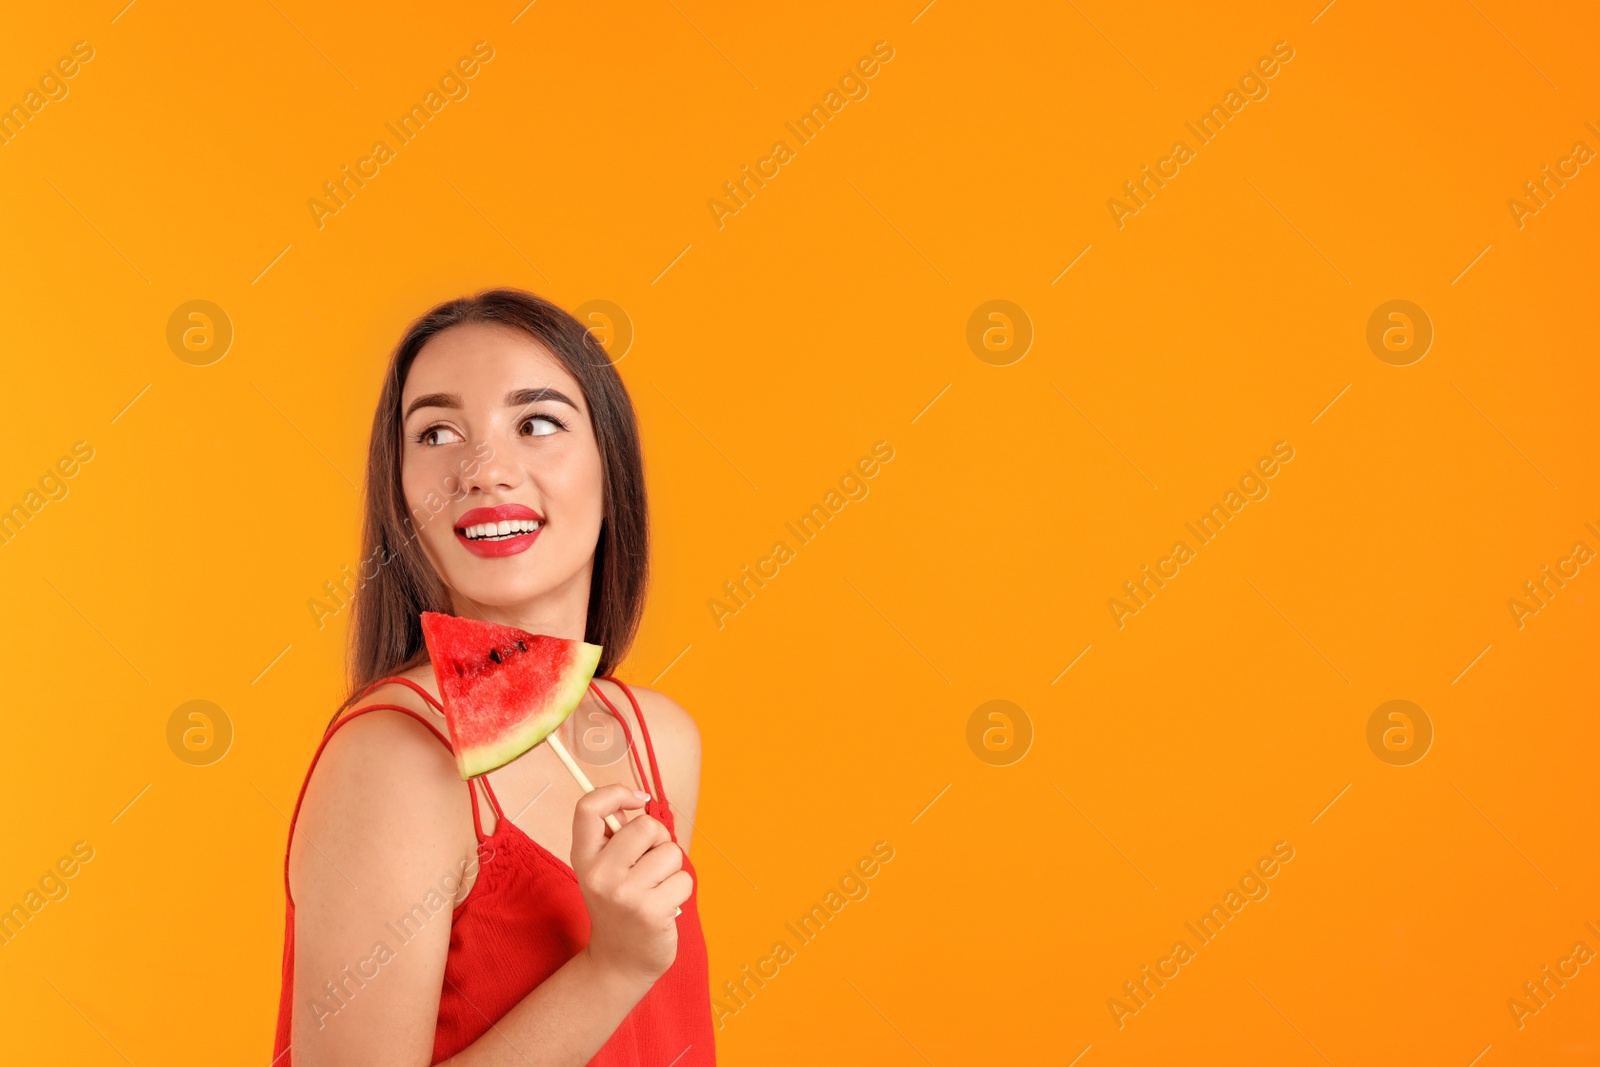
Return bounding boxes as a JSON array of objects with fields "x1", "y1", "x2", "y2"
[{"x1": 272, "y1": 676, "x2": 715, "y2": 1065}]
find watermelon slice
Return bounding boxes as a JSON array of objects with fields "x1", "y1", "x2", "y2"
[{"x1": 420, "y1": 611, "x2": 603, "y2": 780}]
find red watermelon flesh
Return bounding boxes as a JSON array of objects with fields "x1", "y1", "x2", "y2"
[{"x1": 420, "y1": 611, "x2": 603, "y2": 780}]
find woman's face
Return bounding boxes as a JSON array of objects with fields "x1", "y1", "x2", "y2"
[{"x1": 400, "y1": 322, "x2": 605, "y2": 626}]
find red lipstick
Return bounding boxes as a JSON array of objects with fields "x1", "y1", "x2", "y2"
[{"x1": 453, "y1": 503, "x2": 544, "y2": 559}]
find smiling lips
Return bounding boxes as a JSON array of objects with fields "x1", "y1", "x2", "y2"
[{"x1": 454, "y1": 503, "x2": 543, "y2": 558}]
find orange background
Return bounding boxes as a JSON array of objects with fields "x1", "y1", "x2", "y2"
[{"x1": 2, "y1": 1, "x2": 1597, "y2": 1063}]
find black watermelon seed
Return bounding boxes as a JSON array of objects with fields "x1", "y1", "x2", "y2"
[
  {"x1": 515, "y1": 639, "x2": 527, "y2": 652},
  {"x1": 489, "y1": 648, "x2": 502, "y2": 664}
]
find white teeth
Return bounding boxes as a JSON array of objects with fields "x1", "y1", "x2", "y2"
[{"x1": 462, "y1": 518, "x2": 543, "y2": 540}]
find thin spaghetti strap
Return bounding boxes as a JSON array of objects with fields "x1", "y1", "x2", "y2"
[
  {"x1": 330, "y1": 703, "x2": 452, "y2": 750},
  {"x1": 588, "y1": 680, "x2": 654, "y2": 798},
  {"x1": 597, "y1": 677, "x2": 669, "y2": 807},
  {"x1": 467, "y1": 778, "x2": 488, "y2": 843},
  {"x1": 356, "y1": 674, "x2": 445, "y2": 713},
  {"x1": 283, "y1": 702, "x2": 483, "y2": 900},
  {"x1": 476, "y1": 774, "x2": 507, "y2": 821}
]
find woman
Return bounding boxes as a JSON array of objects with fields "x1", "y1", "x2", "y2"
[{"x1": 272, "y1": 289, "x2": 714, "y2": 1065}]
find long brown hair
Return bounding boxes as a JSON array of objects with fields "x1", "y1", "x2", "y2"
[{"x1": 332, "y1": 288, "x2": 648, "y2": 722}]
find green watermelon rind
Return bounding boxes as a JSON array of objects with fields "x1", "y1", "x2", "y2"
[{"x1": 453, "y1": 640, "x2": 603, "y2": 780}]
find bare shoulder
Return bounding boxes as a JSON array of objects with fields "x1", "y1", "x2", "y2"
[
  {"x1": 320, "y1": 689, "x2": 455, "y2": 786},
  {"x1": 291, "y1": 673, "x2": 472, "y2": 900},
  {"x1": 620, "y1": 683, "x2": 701, "y2": 754},
  {"x1": 313, "y1": 667, "x2": 462, "y2": 825}
]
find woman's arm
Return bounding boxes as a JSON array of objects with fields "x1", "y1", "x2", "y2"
[
  {"x1": 289, "y1": 711, "x2": 464, "y2": 1064},
  {"x1": 288, "y1": 711, "x2": 690, "y2": 1067}
]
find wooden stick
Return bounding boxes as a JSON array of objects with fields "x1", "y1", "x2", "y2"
[
  {"x1": 546, "y1": 733, "x2": 625, "y2": 832},
  {"x1": 546, "y1": 732, "x2": 681, "y2": 918}
]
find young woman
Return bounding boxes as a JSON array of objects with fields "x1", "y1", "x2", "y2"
[{"x1": 271, "y1": 289, "x2": 714, "y2": 1065}]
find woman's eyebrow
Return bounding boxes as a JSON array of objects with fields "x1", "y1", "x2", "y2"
[
  {"x1": 404, "y1": 387, "x2": 579, "y2": 420},
  {"x1": 404, "y1": 392, "x2": 462, "y2": 420},
  {"x1": 506, "y1": 387, "x2": 580, "y2": 410}
]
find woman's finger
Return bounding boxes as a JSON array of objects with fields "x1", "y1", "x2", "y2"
[
  {"x1": 649, "y1": 869, "x2": 695, "y2": 911},
  {"x1": 627, "y1": 839, "x2": 684, "y2": 888},
  {"x1": 570, "y1": 785, "x2": 650, "y2": 869},
  {"x1": 595, "y1": 812, "x2": 671, "y2": 869}
]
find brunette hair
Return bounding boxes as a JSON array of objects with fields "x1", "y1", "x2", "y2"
[{"x1": 333, "y1": 288, "x2": 648, "y2": 721}]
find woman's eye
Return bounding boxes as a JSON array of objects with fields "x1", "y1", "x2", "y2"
[
  {"x1": 522, "y1": 414, "x2": 565, "y2": 437},
  {"x1": 419, "y1": 425, "x2": 464, "y2": 446}
]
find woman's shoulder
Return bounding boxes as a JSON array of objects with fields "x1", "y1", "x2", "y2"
[
  {"x1": 600, "y1": 679, "x2": 701, "y2": 752},
  {"x1": 289, "y1": 666, "x2": 476, "y2": 911},
  {"x1": 301, "y1": 667, "x2": 466, "y2": 840}
]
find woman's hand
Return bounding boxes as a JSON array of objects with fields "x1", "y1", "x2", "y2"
[{"x1": 570, "y1": 784, "x2": 693, "y2": 987}]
